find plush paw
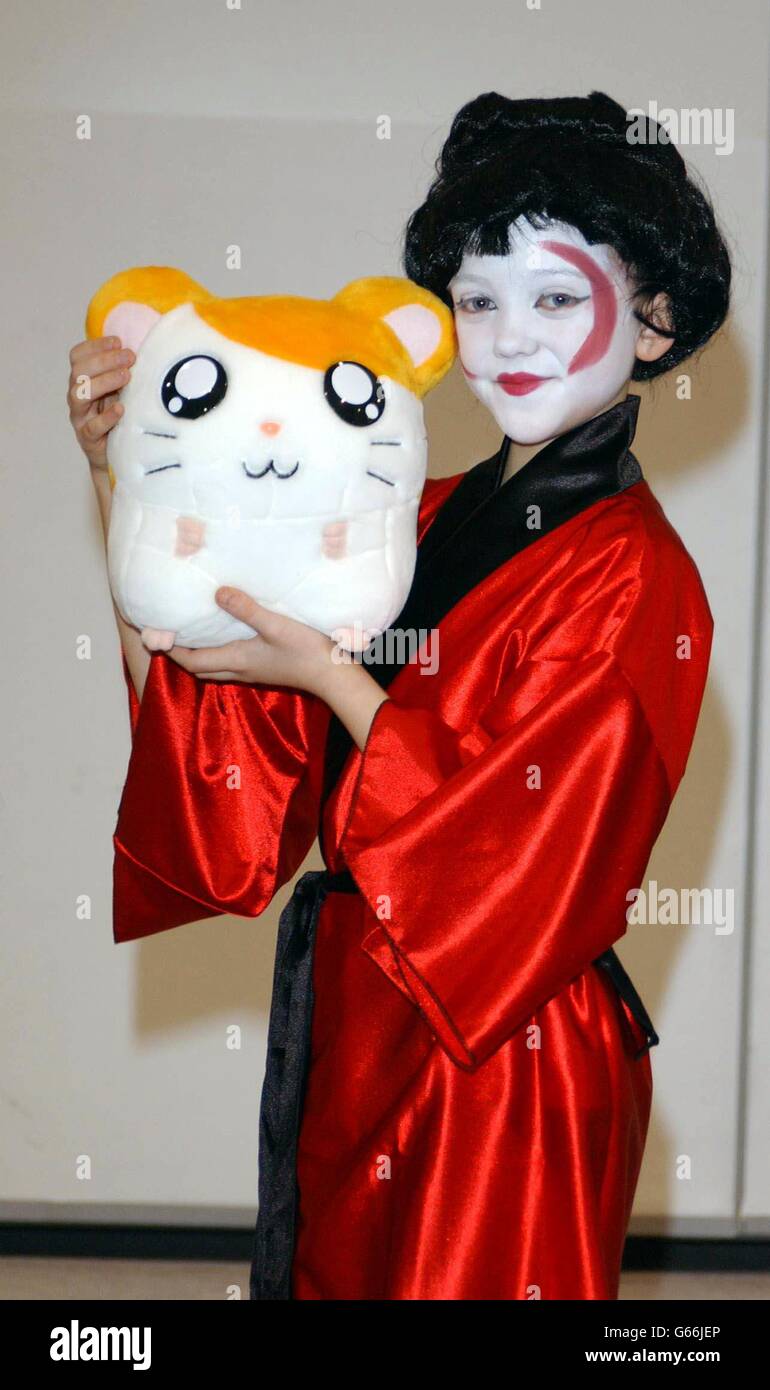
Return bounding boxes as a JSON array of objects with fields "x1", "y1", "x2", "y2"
[
  {"x1": 175, "y1": 515, "x2": 206, "y2": 557},
  {"x1": 321, "y1": 519, "x2": 348, "y2": 559},
  {"x1": 332, "y1": 625, "x2": 373, "y2": 653},
  {"x1": 141, "y1": 627, "x2": 177, "y2": 652}
]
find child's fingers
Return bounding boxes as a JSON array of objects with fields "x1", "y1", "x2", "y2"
[
  {"x1": 69, "y1": 336, "x2": 123, "y2": 364},
  {"x1": 69, "y1": 343, "x2": 135, "y2": 387},
  {"x1": 192, "y1": 671, "x2": 243, "y2": 683},
  {"x1": 83, "y1": 398, "x2": 123, "y2": 441},
  {"x1": 168, "y1": 640, "x2": 252, "y2": 675},
  {"x1": 68, "y1": 364, "x2": 131, "y2": 414},
  {"x1": 81, "y1": 348, "x2": 134, "y2": 379}
]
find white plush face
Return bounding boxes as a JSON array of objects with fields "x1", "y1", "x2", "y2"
[
  {"x1": 447, "y1": 216, "x2": 643, "y2": 444},
  {"x1": 104, "y1": 302, "x2": 432, "y2": 650},
  {"x1": 108, "y1": 303, "x2": 427, "y2": 519}
]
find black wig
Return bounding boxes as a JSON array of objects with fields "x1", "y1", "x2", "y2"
[{"x1": 403, "y1": 91, "x2": 732, "y2": 381}]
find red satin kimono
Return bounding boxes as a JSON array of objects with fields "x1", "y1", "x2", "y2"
[{"x1": 112, "y1": 394, "x2": 713, "y2": 1300}]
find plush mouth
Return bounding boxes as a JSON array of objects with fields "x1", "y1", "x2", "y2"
[
  {"x1": 143, "y1": 458, "x2": 396, "y2": 486},
  {"x1": 242, "y1": 459, "x2": 300, "y2": 479}
]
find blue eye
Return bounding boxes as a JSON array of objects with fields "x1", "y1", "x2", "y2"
[
  {"x1": 324, "y1": 360, "x2": 385, "y2": 427},
  {"x1": 454, "y1": 295, "x2": 494, "y2": 313},
  {"x1": 161, "y1": 355, "x2": 227, "y2": 419},
  {"x1": 536, "y1": 292, "x2": 588, "y2": 312}
]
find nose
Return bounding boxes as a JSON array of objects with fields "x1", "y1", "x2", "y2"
[
  {"x1": 495, "y1": 310, "x2": 538, "y2": 358},
  {"x1": 259, "y1": 420, "x2": 282, "y2": 436}
]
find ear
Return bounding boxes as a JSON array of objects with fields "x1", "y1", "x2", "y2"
[
  {"x1": 102, "y1": 302, "x2": 162, "y2": 354},
  {"x1": 85, "y1": 265, "x2": 212, "y2": 351},
  {"x1": 635, "y1": 291, "x2": 675, "y2": 366},
  {"x1": 382, "y1": 303, "x2": 443, "y2": 368},
  {"x1": 332, "y1": 276, "x2": 457, "y2": 397},
  {"x1": 380, "y1": 293, "x2": 457, "y2": 395}
]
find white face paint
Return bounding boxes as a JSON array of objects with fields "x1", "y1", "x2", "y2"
[{"x1": 447, "y1": 216, "x2": 643, "y2": 445}]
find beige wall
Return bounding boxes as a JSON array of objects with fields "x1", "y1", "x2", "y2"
[{"x1": 1, "y1": 0, "x2": 768, "y2": 1234}]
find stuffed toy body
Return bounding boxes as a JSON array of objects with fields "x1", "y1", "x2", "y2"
[{"x1": 86, "y1": 268, "x2": 455, "y2": 650}]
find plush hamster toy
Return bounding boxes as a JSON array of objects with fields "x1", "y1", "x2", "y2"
[{"x1": 85, "y1": 267, "x2": 456, "y2": 652}]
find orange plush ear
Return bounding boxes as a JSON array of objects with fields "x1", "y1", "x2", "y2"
[
  {"x1": 85, "y1": 266, "x2": 213, "y2": 353},
  {"x1": 332, "y1": 277, "x2": 456, "y2": 397}
]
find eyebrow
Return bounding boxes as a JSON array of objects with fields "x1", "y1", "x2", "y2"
[
  {"x1": 452, "y1": 265, "x2": 589, "y2": 286},
  {"x1": 528, "y1": 266, "x2": 588, "y2": 278}
]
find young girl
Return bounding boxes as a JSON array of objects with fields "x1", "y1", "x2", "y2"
[{"x1": 68, "y1": 90, "x2": 730, "y2": 1300}]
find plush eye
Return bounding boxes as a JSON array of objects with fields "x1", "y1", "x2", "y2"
[
  {"x1": 161, "y1": 355, "x2": 227, "y2": 419},
  {"x1": 323, "y1": 360, "x2": 385, "y2": 426}
]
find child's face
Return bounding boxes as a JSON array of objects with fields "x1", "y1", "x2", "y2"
[{"x1": 448, "y1": 216, "x2": 643, "y2": 444}]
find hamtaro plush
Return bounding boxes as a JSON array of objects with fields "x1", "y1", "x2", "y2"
[{"x1": 85, "y1": 266, "x2": 456, "y2": 651}]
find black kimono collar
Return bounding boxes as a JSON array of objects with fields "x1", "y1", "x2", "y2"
[
  {"x1": 414, "y1": 391, "x2": 642, "y2": 574},
  {"x1": 320, "y1": 392, "x2": 644, "y2": 814}
]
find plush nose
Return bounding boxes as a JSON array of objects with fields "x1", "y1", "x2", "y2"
[{"x1": 260, "y1": 420, "x2": 282, "y2": 436}]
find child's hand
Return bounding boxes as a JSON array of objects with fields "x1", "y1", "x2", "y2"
[
  {"x1": 167, "y1": 588, "x2": 338, "y2": 693},
  {"x1": 67, "y1": 335, "x2": 136, "y2": 472},
  {"x1": 168, "y1": 587, "x2": 388, "y2": 751}
]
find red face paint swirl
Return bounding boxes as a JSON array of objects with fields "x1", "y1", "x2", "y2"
[{"x1": 540, "y1": 240, "x2": 618, "y2": 374}]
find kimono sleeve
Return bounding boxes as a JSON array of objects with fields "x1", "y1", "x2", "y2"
[
  {"x1": 112, "y1": 649, "x2": 331, "y2": 944},
  {"x1": 338, "y1": 649, "x2": 676, "y2": 1071}
]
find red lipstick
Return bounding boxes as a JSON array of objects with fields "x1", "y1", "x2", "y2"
[{"x1": 496, "y1": 373, "x2": 550, "y2": 396}]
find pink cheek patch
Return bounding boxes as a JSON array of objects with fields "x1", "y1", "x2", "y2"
[
  {"x1": 322, "y1": 520, "x2": 349, "y2": 560},
  {"x1": 175, "y1": 516, "x2": 206, "y2": 557},
  {"x1": 540, "y1": 240, "x2": 618, "y2": 374}
]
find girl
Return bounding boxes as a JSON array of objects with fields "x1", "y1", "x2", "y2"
[{"x1": 68, "y1": 90, "x2": 730, "y2": 1299}]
